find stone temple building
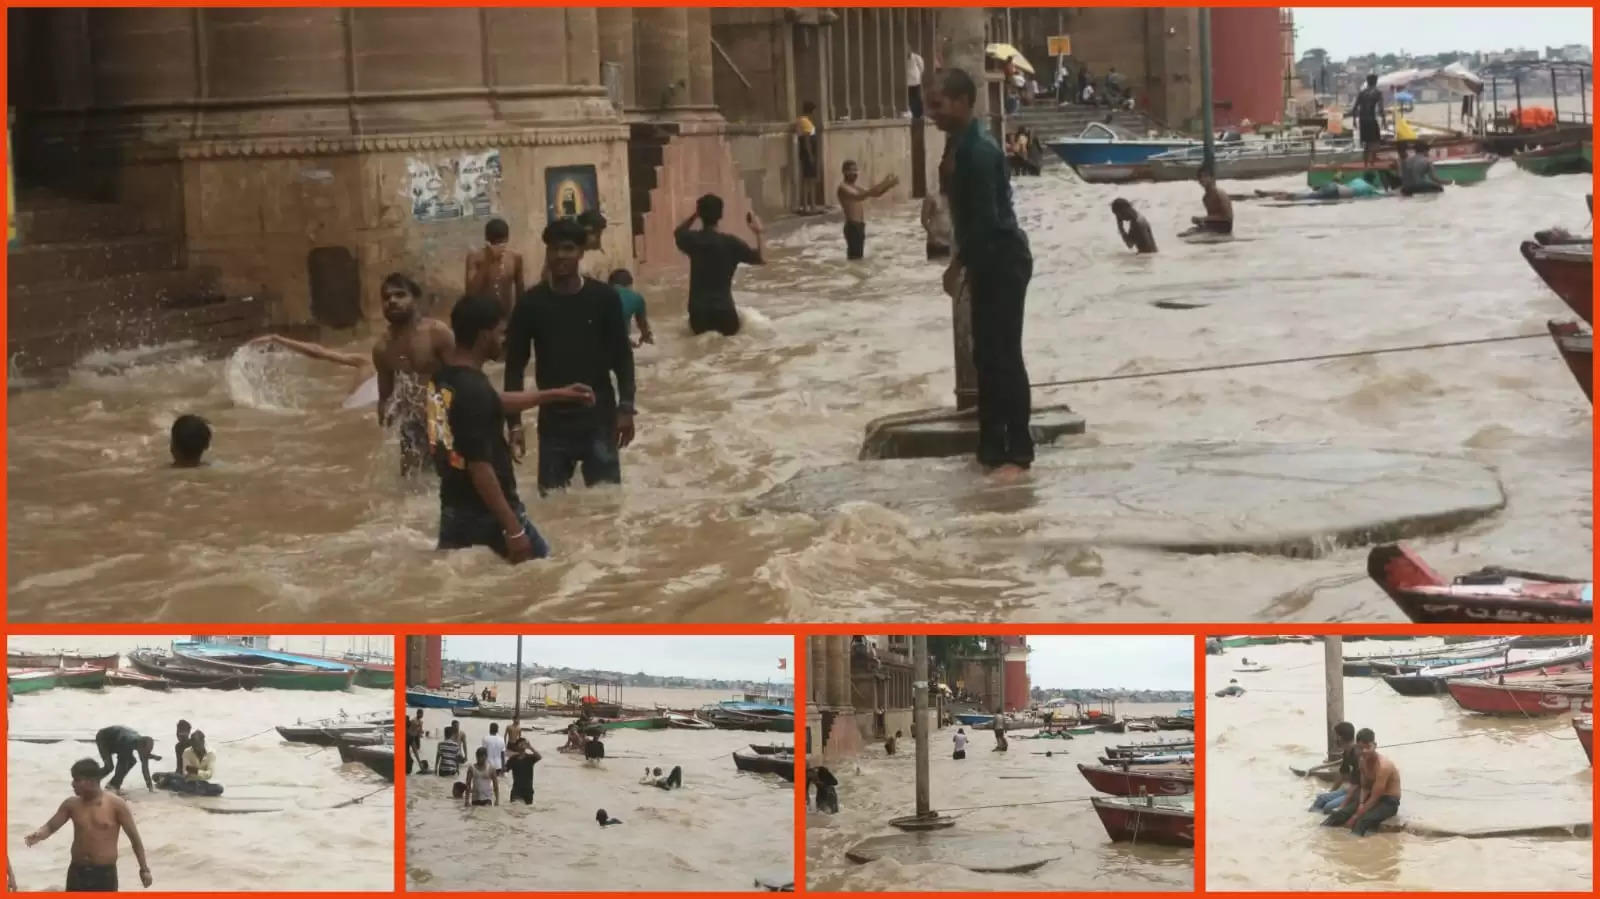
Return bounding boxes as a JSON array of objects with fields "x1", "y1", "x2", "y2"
[{"x1": 7, "y1": 7, "x2": 1285, "y2": 375}]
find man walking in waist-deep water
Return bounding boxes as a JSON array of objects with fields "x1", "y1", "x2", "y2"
[
  {"x1": 26, "y1": 758, "x2": 154, "y2": 891},
  {"x1": 930, "y1": 68, "x2": 1035, "y2": 481},
  {"x1": 503, "y1": 218, "x2": 637, "y2": 494},
  {"x1": 837, "y1": 160, "x2": 899, "y2": 260},
  {"x1": 674, "y1": 194, "x2": 766, "y2": 336}
]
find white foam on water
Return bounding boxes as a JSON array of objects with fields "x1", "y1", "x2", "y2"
[{"x1": 224, "y1": 343, "x2": 306, "y2": 412}]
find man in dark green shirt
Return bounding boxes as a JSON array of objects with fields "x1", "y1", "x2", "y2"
[{"x1": 930, "y1": 68, "x2": 1035, "y2": 477}]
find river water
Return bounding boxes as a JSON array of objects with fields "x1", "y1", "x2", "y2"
[
  {"x1": 1205, "y1": 639, "x2": 1593, "y2": 891},
  {"x1": 404, "y1": 704, "x2": 794, "y2": 892},
  {"x1": 807, "y1": 702, "x2": 1191, "y2": 892},
  {"x1": 5, "y1": 637, "x2": 392, "y2": 892},
  {"x1": 6, "y1": 162, "x2": 1591, "y2": 622}
]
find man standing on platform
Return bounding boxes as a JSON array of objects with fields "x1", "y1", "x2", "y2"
[{"x1": 930, "y1": 68, "x2": 1035, "y2": 481}]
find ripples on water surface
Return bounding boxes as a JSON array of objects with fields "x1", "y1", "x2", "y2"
[
  {"x1": 1206, "y1": 640, "x2": 1592, "y2": 891},
  {"x1": 6, "y1": 166, "x2": 1591, "y2": 621}
]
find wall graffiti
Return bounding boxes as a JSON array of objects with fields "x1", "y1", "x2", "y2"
[
  {"x1": 408, "y1": 150, "x2": 502, "y2": 223},
  {"x1": 545, "y1": 164, "x2": 600, "y2": 223}
]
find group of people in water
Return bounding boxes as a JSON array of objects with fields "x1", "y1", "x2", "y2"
[{"x1": 1308, "y1": 721, "x2": 1403, "y2": 837}]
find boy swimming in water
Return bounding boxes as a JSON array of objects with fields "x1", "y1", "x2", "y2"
[{"x1": 170, "y1": 415, "x2": 211, "y2": 467}]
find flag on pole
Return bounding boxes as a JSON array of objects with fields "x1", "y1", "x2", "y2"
[{"x1": 778, "y1": 658, "x2": 787, "y2": 670}]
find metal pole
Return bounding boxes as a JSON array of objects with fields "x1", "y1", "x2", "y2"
[
  {"x1": 1323, "y1": 636, "x2": 1344, "y2": 761},
  {"x1": 994, "y1": 637, "x2": 1006, "y2": 714},
  {"x1": 1551, "y1": 67, "x2": 1560, "y2": 123},
  {"x1": 1581, "y1": 72, "x2": 1588, "y2": 122},
  {"x1": 1199, "y1": 8, "x2": 1215, "y2": 170},
  {"x1": 912, "y1": 635, "x2": 931, "y2": 816},
  {"x1": 513, "y1": 636, "x2": 523, "y2": 713}
]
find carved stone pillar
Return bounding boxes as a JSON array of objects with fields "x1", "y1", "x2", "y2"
[
  {"x1": 596, "y1": 7, "x2": 635, "y2": 107},
  {"x1": 831, "y1": 8, "x2": 850, "y2": 119},
  {"x1": 633, "y1": 7, "x2": 691, "y2": 110}
]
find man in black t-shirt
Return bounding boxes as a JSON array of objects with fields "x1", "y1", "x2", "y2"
[
  {"x1": 673, "y1": 194, "x2": 766, "y2": 337},
  {"x1": 504, "y1": 218, "x2": 638, "y2": 494},
  {"x1": 427, "y1": 294, "x2": 593, "y2": 562},
  {"x1": 1309, "y1": 720, "x2": 1358, "y2": 812},
  {"x1": 505, "y1": 738, "x2": 541, "y2": 804}
]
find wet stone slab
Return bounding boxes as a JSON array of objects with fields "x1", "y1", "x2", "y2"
[
  {"x1": 845, "y1": 831, "x2": 1060, "y2": 873},
  {"x1": 753, "y1": 443, "x2": 1507, "y2": 559}
]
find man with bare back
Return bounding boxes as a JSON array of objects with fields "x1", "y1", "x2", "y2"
[
  {"x1": 836, "y1": 160, "x2": 899, "y2": 260},
  {"x1": 464, "y1": 218, "x2": 526, "y2": 318},
  {"x1": 1323, "y1": 727, "x2": 1401, "y2": 836},
  {"x1": 26, "y1": 758, "x2": 153, "y2": 891}
]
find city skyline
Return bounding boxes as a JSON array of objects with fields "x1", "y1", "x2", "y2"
[
  {"x1": 442, "y1": 635, "x2": 794, "y2": 683},
  {"x1": 1026, "y1": 636, "x2": 1193, "y2": 692},
  {"x1": 1294, "y1": 7, "x2": 1592, "y2": 59}
]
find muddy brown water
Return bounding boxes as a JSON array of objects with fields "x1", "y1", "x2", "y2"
[{"x1": 6, "y1": 165, "x2": 1590, "y2": 622}]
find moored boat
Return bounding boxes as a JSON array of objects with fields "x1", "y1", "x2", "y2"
[
  {"x1": 597, "y1": 714, "x2": 669, "y2": 731},
  {"x1": 1090, "y1": 796, "x2": 1194, "y2": 846},
  {"x1": 7, "y1": 651, "x2": 121, "y2": 670},
  {"x1": 277, "y1": 712, "x2": 394, "y2": 745},
  {"x1": 1445, "y1": 676, "x2": 1594, "y2": 716},
  {"x1": 1575, "y1": 716, "x2": 1593, "y2": 765},
  {"x1": 1379, "y1": 641, "x2": 1590, "y2": 695},
  {"x1": 1096, "y1": 751, "x2": 1194, "y2": 766},
  {"x1": 1367, "y1": 544, "x2": 1592, "y2": 624},
  {"x1": 54, "y1": 666, "x2": 109, "y2": 689},
  {"x1": 171, "y1": 642, "x2": 355, "y2": 691},
  {"x1": 8, "y1": 668, "x2": 61, "y2": 694},
  {"x1": 405, "y1": 687, "x2": 480, "y2": 710},
  {"x1": 1104, "y1": 740, "x2": 1194, "y2": 758},
  {"x1": 1521, "y1": 242, "x2": 1592, "y2": 324},
  {"x1": 1547, "y1": 320, "x2": 1592, "y2": 403},
  {"x1": 732, "y1": 751, "x2": 795, "y2": 782},
  {"x1": 128, "y1": 649, "x2": 260, "y2": 689},
  {"x1": 1307, "y1": 153, "x2": 1496, "y2": 189},
  {"x1": 1513, "y1": 142, "x2": 1591, "y2": 176},
  {"x1": 105, "y1": 670, "x2": 172, "y2": 691},
  {"x1": 296, "y1": 653, "x2": 395, "y2": 689},
  {"x1": 1342, "y1": 636, "x2": 1516, "y2": 676},
  {"x1": 748, "y1": 743, "x2": 793, "y2": 755},
  {"x1": 1147, "y1": 136, "x2": 1361, "y2": 183},
  {"x1": 1077, "y1": 762, "x2": 1193, "y2": 797},
  {"x1": 336, "y1": 742, "x2": 395, "y2": 781},
  {"x1": 1044, "y1": 121, "x2": 1206, "y2": 172}
]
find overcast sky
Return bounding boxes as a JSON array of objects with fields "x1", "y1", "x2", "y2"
[
  {"x1": 1294, "y1": 7, "x2": 1592, "y2": 59},
  {"x1": 1027, "y1": 636, "x2": 1192, "y2": 691},
  {"x1": 444, "y1": 635, "x2": 794, "y2": 682}
]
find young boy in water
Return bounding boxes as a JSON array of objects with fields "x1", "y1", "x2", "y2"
[
  {"x1": 607, "y1": 269, "x2": 655, "y2": 347},
  {"x1": 170, "y1": 415, "x2": 211, "y2": 467},
  {"x1": 1111, "y1": 198, "x2": 1157, "y2": 254},
  {"x1": 26, "y1": 758, "x2": 154, "y2": 890},
  {"x1": 464, "y1": 218, "x2": 526, "y2": 319}
]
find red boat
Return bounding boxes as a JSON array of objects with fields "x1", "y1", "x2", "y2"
[
  {"x1": 1547, "y1": 321, "x2": 1593, "y2": 403},
  {"x1": 1090, "y1": 796, "x2": 1194, "y2": 847},
  {"x1": 1367, "y1": 544, "x2": 1592, "y2": 624},
  {"x1": 1445, "y1": 676, "x2": 1594, "y2": 716},
  {"x1": 1522, "y1": 241, "x2": 1593, "y2": 324},
  {"x1": 7, "y1": 651, "x2": 120, "y2": 670},
  {"x1": 1077, "y1": 763, "x2": 1193, "y2": 797},
  {"x1": 1575, "y1": 715, "x2": 1593, "y2": 765}
]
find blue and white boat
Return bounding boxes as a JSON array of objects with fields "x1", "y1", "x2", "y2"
[
  {"x1": 1044, "y1": 121, "x2": 1205, "y2": 171},
  {"x1": 406, "y1": 687, "x2": 480, "y2": 710},
  {"x1": 955, "y1": 712, "x2": 995, "y2": 727}
]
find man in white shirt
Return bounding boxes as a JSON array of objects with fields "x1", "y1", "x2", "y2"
[
  {"x1": 481, "y1": 723, "x2": 507, "y2": 774},
  {"x1": 952, "y1": 728, "x2": 968, "y2": 760},
  {"x1": 906, "y1": 50, "x2": 926, "y2": 118}
]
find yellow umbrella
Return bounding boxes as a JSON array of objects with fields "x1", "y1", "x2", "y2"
[{"x1": 985, "y1": 43, "x2": 1034, "y2": 75}]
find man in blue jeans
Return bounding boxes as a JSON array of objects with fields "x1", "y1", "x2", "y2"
[
  {"x1": 1309, "y1": 721, "x2": 1358, "y2": 812},
  {"x1": 1323, "y1": 728, "x2": 1402, "y2": 836}
]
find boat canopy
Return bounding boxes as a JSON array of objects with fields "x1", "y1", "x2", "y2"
[{"x1": 1378, "y1": 63, "x2": 1483, "y2": 96}]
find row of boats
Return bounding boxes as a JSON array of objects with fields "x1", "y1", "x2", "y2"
[
  {"x1": 1519, "y1": 203, "x2": 1594, "y2": 404},
  {"x1": 8, "y1": 643, "x2": 394, "y2": 694},
  {"x1": 1367, "y1": 543, "x2": 1591, "y2": 624},
  {"x1": 953, "y1": 710, "x2": 1193, "y2": 734},
  {"x1": 1080, "y1": 739, "x2": 1195, "y2": 848},
  {"x1": 405, "y1": 688, "x2": 794, "y2": 733},
  {"x1": 275, "y1": 711, "x2": 395, "y2": 781}
]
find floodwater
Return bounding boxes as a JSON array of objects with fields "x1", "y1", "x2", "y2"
[
  {"x1": 1206, "y1": 639, "x2": 1593, "y2": 891},
  {"x1": 5, "y1": 638, "x2": 392, "y2": 892},
  {"x1": 807, "y1": 703, "x2": 1192, "y2": 892},
  {"x1": 7, "y1": 161, "x2": 1592, "y2": 622},
  {"x1": 404, "y1": 706, "x2": 794, "y2": 892}
]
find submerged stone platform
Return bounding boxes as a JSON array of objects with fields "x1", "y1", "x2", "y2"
[
  {"x1": 753, "y1": 442, "x2": 1506, "y2": 559},
  {"x1": 858, "y1": 404, "x2": 1086, "y2": 461},
  {"x1": 845, "y1": 831, "x2": 1059, "y2": 873}
]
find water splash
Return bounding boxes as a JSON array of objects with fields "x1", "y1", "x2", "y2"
[{"x1": 225, "y1": 343, "x2": 307, "y2": 412}]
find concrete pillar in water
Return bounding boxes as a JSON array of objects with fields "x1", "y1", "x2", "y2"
[
  {"x1": 595, "y1": 7, "x2": 635, "y2": 108},
  {"x1": 912, "y1": 635, "x2": 931, "y2": 816},
  {"x1": 686, "y1": 7, "x2": 714, "y2": 107},
  {"x1": 634, "y1": 7, "x2": 690, "y2": 110},
  {"x1": 937, "y1": 6, "x2": 985, "y2": 409},
  {"x1": 809, "y1": 636, "x2": 828, "y2": 709},
  {"x1": 1323, "y1": 637, "x2": 1344, "y2": 761}
]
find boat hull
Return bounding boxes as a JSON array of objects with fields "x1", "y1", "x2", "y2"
[
  {"x1": 105, "y1": 671, "x2": 171, "y2": 691},
  {"x1": 172, "y1": 644, "x2": 355, "y2": 691},
  {"x1": 732, "y1": 751, "x2": 795, "y2": 782},
  {"x1": 1514, "y1": 142, "x2": 1591, "y2": 177},
  {"x1": 1576, "y1": 716, "x2": 1594, "y2": 765},
  {"x1": 55, "y1": 666, "x2": 109, "y2": 689},
  {"x1": 127, "y1": 650, "x2": 260, "y2": 689},
  {"x1": 336, "y1": 743, "x2": 395, "y2": 781},
  {"x1": 1078, "y1": 763, "x2": 1193, "y2": 797},
  {"x1": 1446, "y1": 678, "x2": 1594, "y2": 716},
  {"x1": 1547, "y1": 321, "x2": 1593, "y2": 403},
  {"x1": 1090, "y1": 797, "x2": 1194, "y2": 847},
  {"x1": 1522, "y1": 242, "x2": 1593, "y2": 324},
  {"x1": 7, "y1": 652, "x2": 121, "y2": 670},
  {"x1": 405, "y1": 688, "x2": 480, "y2": 710},
  {"x1": 1047, "y1": 138, "x2": 1199, "y2": 168},
  {"x1": 598, "y1": 715, "x2": 669, "y2": 731},
  {"x1": 1367, "y1": 544, "x2": 1592, "y2": 624},
  {"x1": 8, "y1": 669, "x2": 60, "y2": 694}
]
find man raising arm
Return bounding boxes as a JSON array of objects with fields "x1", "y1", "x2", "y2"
[{"x1": 27, "y1": 758, "x2": 153, "y2": 890}]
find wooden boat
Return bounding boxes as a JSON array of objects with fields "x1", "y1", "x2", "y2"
[
  {"x1": 1307, "y1": 153, "x2": 1496, "y2": 189},
  {"x1": 1077, "y1": 763, "x2": 1193, "y2": 797},
  {"x1": 1343, "y1": 636, "x2": 1515, "y2": 676},
  {"x1": 1096, "y1": 751, "x2": 1194, "y2": 766},
  {"x1": 1547, "y1": 321, "x2": 1592, "y2": 403},
  {"x1": 105, "y1": 670, "x2": 171, "y2": 691},
  {"x1": 336, "y1": 742, "x2": 394, "y2": 781},
  {"x1": 405, "y1": 687, "x2": 479, "y2": 710},
  {"x1": 53, "y1": 666, "x2": 109, "y2": 689},
  {"x1": 1104, "y1": 740, "x2": 1194, "y2": 759},
  {"x1": 1233, "y1": 664, "x2": 1270, "y2": 673},
  {"x1": 597, "y1": 715, "x2": 669, "y2": 732},
  {"x1": 1065, "y1": 725, "x2": 1100, "y2": 736},
  {"x1": 1147, "y1": 137, "x2": 1361, "y2": 183},
  {"x1": 276, "y1": 712, "x2": 394, "y2": 746},
  {"x1": 1521, "y1": 242, "x2": 1592, "y2": 324},
  {"x1": 665, "y1": 713, "x2": 714, "y2": 730},
  {"x1": 7, "y1": 651, "x2": 120, "y2": 670},
  {"x1": 8, "y1": 668, "x2": 61, "y2": 694},
  {"x1": 1446, "y1": 676, "x2": 1594, "y2": 716},
  {"x1": 1153, "y1": 716, "x2": 1194, "y2": 731},
  {"x1": 1513, "y1": 142, "x2": 1590, "y2": 176},
  {"x1": 1575, "y1": 715, "x2": 1593, "y2": 765},
  {"x1": 1090, "y1": 796, "x2": 1194, "y2": 847},
  {"x1": 296, "y1": 653, "x2": 394, "y2": 689},
  {"x1": 1381, "y1": 643, "x2": 1591, "y2": 695},
  {"x1": 732, "y1": 751, "x2": 794, "y2": 782},
  {"x1": 460, "y1": 703, "x2": 525, "y2": 719},
  {"x1": 128, "y1": 649, "x2": 260, "y2": 689},
  {"x1": 1367, "y1": 544, "x2": 1592, "y2": 624},
  {"x1": 748, "y1": 743, "x2": 793, "y2": 755},
  {"x1": 172, "y1": 643, "x2": 355, "y2": 691}
]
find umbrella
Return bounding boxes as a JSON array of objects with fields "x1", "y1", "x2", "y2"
[
  {"x1": 1395, "y1": 91, "x2": 1415, "y2": 103},
  {"x1": 985, "y1": 43, "x2": 1034, "y2": 75}
]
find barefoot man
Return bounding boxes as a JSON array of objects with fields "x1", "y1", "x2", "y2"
[
  {"x1": 930, "y1": 68, "x2": 1035, "y2": 480},
  {"x1": 465, "y1": 218, "x2": 526, "y2": 318},
  {"x1": 26, "y1": 758, "x2": 153, "y2": 891},
  {"x1": 837, "y1": 161, "x2": 898, "y2": 260}
]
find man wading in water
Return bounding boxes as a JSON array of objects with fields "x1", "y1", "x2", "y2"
[
  {"x1": 931, "y1": 68, "x2": 1035, "y2": 481},
  {"x1": 427, "y1": 294, "x2": 593, "y2": 562},
  {"x1": 836, "y1": 160, "x2": 899, "y2": 260},
  {"x1": 674, "y1": 194, "x2": 766, "y2": 337},
  {"x1": 504, "y1": 218, "x2": 638, "y2": 493},
  {"x1": 464, "y1": 218, "x2": 526, "y2": 319},
  {"x1": 26, "y1": 758, "x2": 153, "y2": 891}
]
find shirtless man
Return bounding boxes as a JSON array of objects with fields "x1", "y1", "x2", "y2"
[
  {"x1": 1185, "y1": 168, "x2": 1233, "y2": 236},
  {"x1": 464, "y1": 218, "x2": 526, "y2": 318},
  {"x1": 26, "y1": 758, "x2": 153, "y2": 891},
  {"x1": 1111, "y1": 198, "x2": 1157, "y2": 253},
  {"x1": 837, "y1": 160, "x2": 899, "y2": 260},
  {"x1": 1323, "y1": 727, "x2": 1401, "y2": 836}
]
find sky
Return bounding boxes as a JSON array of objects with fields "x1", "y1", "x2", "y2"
[
  {"x1": 443, "y1": 635, "x2": 794, "y2": 683},
  {"x1": 1026, "y1": 636, "x2": 1192, "y2": 691},
  {"x1": 1294, "y1": 7, "x2": 1593, "y2": 59}
]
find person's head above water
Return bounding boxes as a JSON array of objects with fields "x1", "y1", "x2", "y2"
[
  {"x1": 696, "y1": 193, "x2": 724, "y2": 229},
  {"x1": 170, "y1": 414, "x2": 211, "y2": 467},
  {"x1": 485, "y1": 217, "x2": 510, "y2": 249},
  {"x1": 70, "y1": 758, "x2": 103, "y2": 798},
  {"x1": 542, "y1": 217, "x2": 590, "y2": 281},
  {"x1": 1111, "y1": 198, "x2": 1136, "y2": 220},
  {"x1": 380, "y1": 272, "x2": 423, "y2": 325},
  {"x1": 931, "y1": 68, "x2": 977, "y2": 134},
  {"x1": 842, "y1": 160, "x2": 859, "y2": 184},
  {"x1": 449, "y1": 294, "x2": 507, "y2": 362}
]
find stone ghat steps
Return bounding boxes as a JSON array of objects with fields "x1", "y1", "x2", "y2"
[{"x1": 8, "y1": 295, "x2": 270, "y2": 379}]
